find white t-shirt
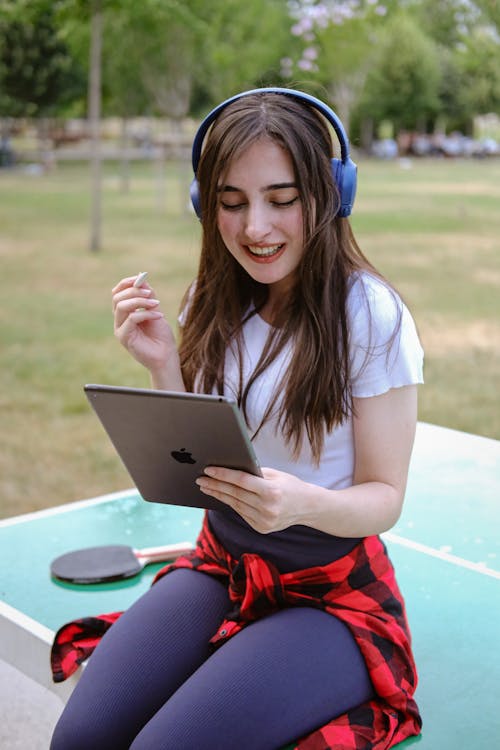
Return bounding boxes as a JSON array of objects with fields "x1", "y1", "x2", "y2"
[
  {"x1": 184, "y1": 271, "x2": 423, "y2": 569},
  {"x1": 220, "y1": 272, "x2": 424, "y2": 491}
]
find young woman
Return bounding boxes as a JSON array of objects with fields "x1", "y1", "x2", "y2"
[{"x1": 51, "y1": 89, "x2": 423, "y2": 750}]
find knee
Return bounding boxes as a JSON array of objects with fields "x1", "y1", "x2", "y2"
[
  {"x1": 50, "y1": 705, "x2": 127, "y2": 750},
  {"x1": 50, "y1": 711, "x2": 92, "y2": 750}
]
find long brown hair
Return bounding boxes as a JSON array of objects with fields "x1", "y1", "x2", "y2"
[{"x1": 179, "y1": 91, "x2": 384, "y2": 462}]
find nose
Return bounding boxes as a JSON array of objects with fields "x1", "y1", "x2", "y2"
[{"x1": 244, "y1": 201, "x2": 272, "y2": 242}]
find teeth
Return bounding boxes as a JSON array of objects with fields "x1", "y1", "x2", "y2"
[{"x1": 247, "y1": 244, "x2": 283, "y2": 257}]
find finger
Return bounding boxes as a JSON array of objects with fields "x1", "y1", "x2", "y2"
[
  {"x1": 111, "y1": 276, "x2": 142, "y2": 295},
  {"x1": 112, "y1": 287, "x2": 153, "y2": 314},
  {"x1": 203, "y1": 466, "x2": 263, "y2": 493},
  {"x1": 112, "y1": 275, "x2": 154, "y2": 293},
  {"x1": 114, "y1": 310, "x2": 164, "y2": 349},
  {"x1": 196, "y1": 475, "x2": 261, "y2": 512},
  {"x1": 114, "y1": 297, "x2": 161, "y2": 328},
  {"x1": 197, "y1": 479, "x2": 259, "y2": 518},
  {"x1": 112, "y1": 279, "x2": 158, "y2": 307},
  {"x1": 123, "y1": 308, "x2": 164, "y2": 325}
]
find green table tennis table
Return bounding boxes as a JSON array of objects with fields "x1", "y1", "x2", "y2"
[{"x1": 1, "y1": 422, "x2": 499, "y2": 748}]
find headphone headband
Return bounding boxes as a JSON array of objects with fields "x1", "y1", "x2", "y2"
[{"x1": 190, "y1": 87, "x2": 357, "y2": 218}]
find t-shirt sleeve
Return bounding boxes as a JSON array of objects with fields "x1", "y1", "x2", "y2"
[{"x1": 348, "y1": 276, "x2": 424, "y2": 398}]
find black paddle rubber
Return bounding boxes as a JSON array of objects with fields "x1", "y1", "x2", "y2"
[{"x1": 50, "y1": 542, "x2": 194, "y2": 584}]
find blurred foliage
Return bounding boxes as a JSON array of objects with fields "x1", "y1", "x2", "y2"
[
  {"x1": 0, "y1": 0, "x2": 499, "y2": 134},
  {"x1": 0, "y1": 3, "x2": 85, "y2": 117},
  {"x1": 357, "y1": 13, "x2": 441, "y2": 132},
  {"x1": 287, "y1": 0, "x2": 500, "y2": 137}
]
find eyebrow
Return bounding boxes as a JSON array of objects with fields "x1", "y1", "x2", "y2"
[{"x1": 217, "y1": 182, "x2": 297, "y2": 193}]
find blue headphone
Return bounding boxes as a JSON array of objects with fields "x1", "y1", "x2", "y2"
[{"x1": 190, "y1": 87, "x2": 357, "y2": 220}]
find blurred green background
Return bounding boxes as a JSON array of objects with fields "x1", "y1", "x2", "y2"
[{"x1": 1, "y1": 1, "x2": 499, "y2": 518}]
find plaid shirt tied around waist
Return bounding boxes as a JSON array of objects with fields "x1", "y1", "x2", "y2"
[{"x1": 51, "y1": 514, "x2": 422, "y2": 749}]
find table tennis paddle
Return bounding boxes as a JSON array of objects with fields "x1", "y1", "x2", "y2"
[{"x1": 50, "y1": 542, "x2": 195, "y2": 584}]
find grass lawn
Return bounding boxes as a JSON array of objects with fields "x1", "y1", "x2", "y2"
[{"x1": 0, "y1": 156, "x2": 499, "y2": 518}]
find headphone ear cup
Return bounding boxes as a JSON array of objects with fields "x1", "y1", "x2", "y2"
[
  {"x1": 331, "y1": 157, "x2": 357, "y2": 217},
  {"x1": 331, "y1": 158, "x2": 345, "y2": 215},
  {"x1": 190, "y1": 178, "x2": 202, "y2": 219}
]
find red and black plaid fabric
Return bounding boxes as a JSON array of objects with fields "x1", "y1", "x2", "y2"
[
  {"x1": 51, "y1": 515, "x2": 422, "y2": 749},
  {"x1": 51, "y1": 612, "x2": 122, "y2": 683}
]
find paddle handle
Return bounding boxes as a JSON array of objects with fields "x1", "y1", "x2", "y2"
[{"x1": 135, "y1": 542, "x2": 195, "y2": 564}]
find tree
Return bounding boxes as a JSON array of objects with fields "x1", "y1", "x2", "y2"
[
  {"x1": 56, "y1": 0, "x2": 107, "y2": 250},
  {"x1": 411, "y1": 0, "x2": 483, "y2": 48},
  {"x1": 458, "y1": 27, "x2": 500, "y2": 118},
  {"x1": 109, "y1": 0, "x2": 206, "y2": 121},
  {"x1": 0, "y1": 2, "x2": 84, "y2": 118},
  {"x1": 93, "y1": 4, "x2": 197, "y2": 196},
  {"x1": 283, "y1": 1, "x2": 396, "y2": 132},
  {"x1": 88, "y1": 0, "x2": 102, "y2": 252},
  {"x1": 357, "y1": 12, "x2": 441, "y2": 134},
  {"x1": 194, "y1": 0, "x2": 292, "y2": 106},
  {"x1": 465, "y1": 0, "x2": 500, "y2": 32},
  {"x1": 407, "y1": 0, "x2": 500, "y2": 131},
  {"x1": 435, "y1": 45, "x2": 468, "y2": 132},
  {"x1": 285, "y1": 0, "x2": 500, "y2": 138}
]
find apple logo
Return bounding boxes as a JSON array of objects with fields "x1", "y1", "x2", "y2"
[{"x1": 171, "y1": 448, "x2": 196, "y2": 465}]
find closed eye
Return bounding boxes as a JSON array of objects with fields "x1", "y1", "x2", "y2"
[
  {"x1": 271, "y1": 196, "x2": 300, "y2": 208},
  {"x1": 220, "y1": 201, "x2": 246, "y2": 211},
  {"x1": 220, "y1": 196, "x2": 300, "y2": 211}
]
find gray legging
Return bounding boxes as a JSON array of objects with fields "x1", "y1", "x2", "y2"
[{"x1": 50, "y1": 568, "x2": 373, "y2": 750}]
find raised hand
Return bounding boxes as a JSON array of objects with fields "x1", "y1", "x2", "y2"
[{"x1": 112, "y1": 275, "x2": 183, "y2": 388}]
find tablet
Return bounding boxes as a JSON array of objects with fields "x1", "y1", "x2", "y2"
[{"x1": 84, "y1": 384, "x2": 262, "y2": 512}]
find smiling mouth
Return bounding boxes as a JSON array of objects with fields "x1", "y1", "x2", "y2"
[{"x1": 247, "y1": 243, "x2": 284, "y2": 258}]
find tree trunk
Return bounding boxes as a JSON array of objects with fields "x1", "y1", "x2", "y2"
[
  {"x1": 88, "y1": 0, "x2": 103, "y2": 252},
  {"x1": 155, "y1": 141, "x2": 166, "y2": 213},
  {"x1": 360, "y1": 117, "x2": 374, "y2": 153},
  {"x1": 119, "y1": 117, "x2": 131, "y2": 194}
]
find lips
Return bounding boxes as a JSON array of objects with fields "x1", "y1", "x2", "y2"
[{"x1": 245, "y1": 243, "x2": 285, "y2": 262}]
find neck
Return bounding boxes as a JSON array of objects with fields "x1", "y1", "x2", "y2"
[
  {"x1": 258, "y1": 300, "x2": 276, "y2": 325},
  {"x1": 258, "y1": 285, "x2": 291, "y2": 326}
]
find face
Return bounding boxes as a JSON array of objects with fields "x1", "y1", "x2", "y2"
[{"x1": 216, "y1": 138, "x2": 305, "y2": 302}]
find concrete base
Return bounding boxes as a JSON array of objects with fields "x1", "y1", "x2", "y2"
[{"x1": 0, "y1": 658, "x2": 63, "y2": 749}]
